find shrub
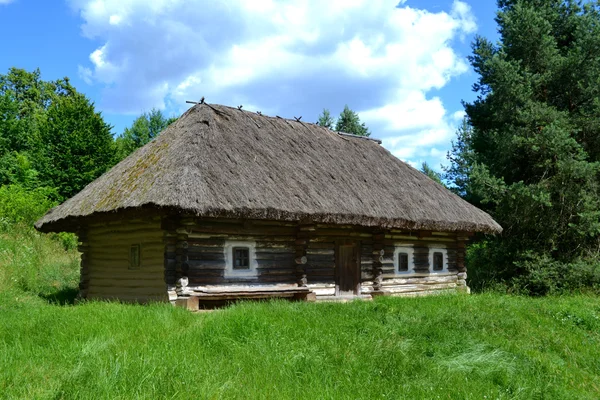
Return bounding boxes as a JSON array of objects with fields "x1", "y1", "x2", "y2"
[
  {"x1": 466, "y1": 240, "x2": 600, "y2": 295},
  {"x1": 0, "y1": 184, "x2": 57, "y2": 229}
]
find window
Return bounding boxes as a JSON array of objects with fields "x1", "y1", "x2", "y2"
[
  {"x1": 233, "y1": 247, "x2": 250, "y2": 270},
  {"x1": 428, "y1": 247, "x2": 448, "y2": 273},
  {"x1": 224, "y1": 241, "x2": 257, "y2": 278},
  {"x1": 129, "y1": 244, "x2": 140, "y2": 270},
  {"x1": 398, "y1": 252, "x2": 409, "y2": 272},
  {"x1": 394, "y1": 246, "x2": 414, "y2": 274},
  {"x1": 433, "y1": 252, "x2": 443, "y2": 271}
]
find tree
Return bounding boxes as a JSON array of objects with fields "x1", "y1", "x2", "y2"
[
  {"x1": 38, "y1": 92, "x2": 115, "y2": 199},
  {"x1": 447, "y1": 0, "x2": 600, "y2": 293},
  {"x1": 316, "y1": 105, "x2": 371, "y2": 136},
  {"x1": 0, "y1": 68, "x2": 114, "y2": 200},
  {"x1": 335, "y1": 105, "x2": 370, "y2": 137},
  {"x1": 317, "y1": 109, "x2": 334, "y2": 129},
  {"x1": 420, "y1": 162, "x2": 444, "y2": 186},
  {"x1": 115, "y1": 108, "x2": 177, "y2": 161}
]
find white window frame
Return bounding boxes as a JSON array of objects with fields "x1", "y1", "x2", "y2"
[
  {"x1": 428, "y1": 246, "x2": 448, "y2": 274},
  {"x1": 393, "y1": 245, "x2": 415, "y2": 275},
  {"x1": 224, "y1": 241, "x2": 258, "y2": 278}
]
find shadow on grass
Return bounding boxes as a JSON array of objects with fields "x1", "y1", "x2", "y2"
[{"x1": 41, "y1": 288, "x2": 79, "y2": 305}]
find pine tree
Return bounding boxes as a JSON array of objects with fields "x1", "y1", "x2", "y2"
[
  {"x1": 447, "y1": 0, "x2": 600, "y2": 292},
  {"x1": 317, "y1": 109, "x2": 334, "y2": 129},
  {"x1": 335, "y1": 105, "x2": 370, "y2": 137}
]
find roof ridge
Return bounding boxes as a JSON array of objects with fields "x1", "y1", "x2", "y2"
[{"x1": 201, "y1": 103, "x2": 382, "y2": 144}]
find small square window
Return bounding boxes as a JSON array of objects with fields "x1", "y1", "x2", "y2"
[
  {"x1": 129, "y1": 244, "x2": 140, "y2": 270},
  {"x1": 433, "y1": 252, "x2": 443, "y2": 271},
  {"x1": 398, "y1": 252, "x2": 409, "y2": 272},
  {"x1": 233, "y1": 247, "x2": 250, "y2": 270}
]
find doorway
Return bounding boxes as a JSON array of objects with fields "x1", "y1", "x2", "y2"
[{"x1": 336, "y1": 241, "x2": 361, "y2": 296}]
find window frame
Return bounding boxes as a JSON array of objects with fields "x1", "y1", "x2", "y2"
[
  {"x1": 232, "y1": 246, "x2": 251, "y2": 270},
  {"x1": 393, "y1": 245, "x2": 415, "y2": 275},
  {"x1": 428, "y1": 247, "x2": 448, "y2": 273},
  {"x1": 129, "y1": 244, "x2": 141, "y2": 270},
  {"x1": 224, "y1": 241, "x2": 257, "y2": 278}
]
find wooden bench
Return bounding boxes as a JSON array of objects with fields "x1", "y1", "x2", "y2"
[{"x1": 175, "y1": 287, "x2": 316, "y2": 310}]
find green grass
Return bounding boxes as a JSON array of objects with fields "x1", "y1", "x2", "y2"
[
  {"x1": 0, "y1": 293, "x2": 599, "y2": 399},
  {"x1": 1, "y1": 225, "x2": 599, "y2": 399},
  {"x1": 0, "y1": 224, "x2": 79, "y2": 299}
]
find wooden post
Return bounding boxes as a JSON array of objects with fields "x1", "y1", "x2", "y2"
[
  {"x1": 77, "y1": 228, "x2": 90, "y2": 300},
  {"x1": 295, "y1": 225, "x2": 312, "y2": 287},
  {"x1": 372, "y1": 232, "x2": 385, "y2": 293},
  {"x1": 456, "y1": 239, "x2": 468, "y2": 291},
  {"x1": 175, "y1": 224, "x2": 190, "y2": 298}
]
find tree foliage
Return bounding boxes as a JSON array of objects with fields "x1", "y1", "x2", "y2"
[
  {"x1": 335, "y1": 105, "x2": 370, "y2": 137},
  {"x1": 0, "y1": 68, "x2": 115, "y2": 200},
  {"x1": 447, "y1": 0, "x2": 600, "y2": 293},
  {"x1": 420, "y1": 162, "x2": 444, "y2": 186},
  {"x1": 317, "y1": 105, "x2": 370, "y2": 137},
  {"x1": 317, "y1": 109, "x2": 334, "y2": 130},
  {"x1": 114, "y1": 109, "x2": 177, "y2": 161}
]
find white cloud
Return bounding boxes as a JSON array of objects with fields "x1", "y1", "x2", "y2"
[
  {"x1": 70, "y1": 0, "x2": 476, "y2": 166},
  {"x1": 78, "y1": 65, "x2": 93, "y2": 85},
  {"x1": 0, "y1": 0, "x2": 16, "y2": 4}
]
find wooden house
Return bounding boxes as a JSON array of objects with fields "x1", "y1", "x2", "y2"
[{"x1": 35, "y1": 103, "x2": 501, "y2": 308}]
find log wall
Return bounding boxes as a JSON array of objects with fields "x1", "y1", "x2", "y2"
[
  {"x1": 164, "y1": 218, "x2": 299, "y2": 296},
  {"x1": 375, "y1": 231, "x2": 468, "y2": 296},
  {"x1": 79, "y1": 215, "x2": 471, "y2": 303},
  {"x1": 83, "y1": 217, "x2": 167, "y2": 302},
  {"x1": 163, "y1": 218, "x2": 470, "y2": 300}
]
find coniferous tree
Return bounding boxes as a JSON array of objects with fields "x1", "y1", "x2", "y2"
[
  {"x1": 317, "y1": 109, "x2": 334, "y2": 129},
  {"x1": 420, "y1": 162, "x2": 444, "y2": 186},
  {"x1": 335, "y1": 105, "x2": 370, "y2": 137},
  {"x1": 447, "y1": 0, "x2": 600, "y2": 293}
]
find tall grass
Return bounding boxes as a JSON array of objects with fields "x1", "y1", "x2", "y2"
[
  {"x1": 0, "y1": 206, "x2": 598, "y2": 398},
  {"x1": 0, "y1": 223, "x2": 79, "y2": 299},
  {"x1": 0, "y1": 294, "x2": 598, "y2": 399}
]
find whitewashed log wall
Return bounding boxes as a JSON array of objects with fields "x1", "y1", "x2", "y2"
[
  {"x1": 80, "y1": 216, "x2": 167, "y2": 302},
  {"x1": 78, "y1": 215, "x2": 469, "y2": 304},
  {"x1": 164, "y1": 218, "x2": 300, "y2": 300}
]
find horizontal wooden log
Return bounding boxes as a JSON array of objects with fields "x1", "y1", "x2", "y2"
[
  {"x1": 306, "y1": 261, "x2": 335, "y2": 269},
  {"x1": 187, "y1": 239, "x2": 226, "y2": 247},
  {"x1": 87, "y1": 233, "x2": 163, "y2": 242},
  {"x1": 88, "y1": 278, "x2": 166, "y2": 288},
  {"x1": 383, "y1": 283, "x2": 458, "y2": 294},
  {"x1": 191, "y1": 224, "x2": 297, "y2": 236},
  {"x1": 187, "y1": 260, "x2": 225, "y2": 269},
  {"x1": 186, "y1": 283, "x2": 305, "y2": 293},
  {"x1": 306, "y1": 254, "x2": 335, "y2": 262},
  {"x1": 255, "y1": 254, "x2": 294, "y2": 261},
  {"x1": 187, "y1": 252, "x2": 225, "y2": 261},
  {"x1": 88, "y1": 260, "x2": 164, "y2": 269},
  {"x1": 307, "y1": 242, "x2": 335, "y2": 249},
  {"x1": 257, "y1": 268, "x2": 296, "y2": 276},
  {"x1": 306, "y1": 249, "x2": 335, "y2": 256},
  {"x1": 256, "y1": 241, "x2": 295, "y2": 248},
  {"x1": 255, "y1": 260, "x2": 294, "y2": 268},
  {"x1": 186, "y1": 269, "x2": 225, "y2": 278},
  {"x1": 255, "y1": 248, "x2": 295, "y2": 254},
  {"x1": 382, "y1": 274, "x2": 459, "y2": 285},
  {"x1": 306, "y1": 269, "x2": 336, "y2": 277}
]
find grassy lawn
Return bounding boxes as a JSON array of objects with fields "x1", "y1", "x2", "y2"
[{"x1": 1, "y1": 292, "x2": 599, "y2": 399}]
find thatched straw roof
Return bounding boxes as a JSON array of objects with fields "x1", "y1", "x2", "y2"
[{"x1": 35, "y1": 103, "x2": 501, "y2": 234}]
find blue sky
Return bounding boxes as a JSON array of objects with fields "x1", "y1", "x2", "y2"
[{"x1": 0, "y1": 0, "x2": 499, "y2": 170}]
